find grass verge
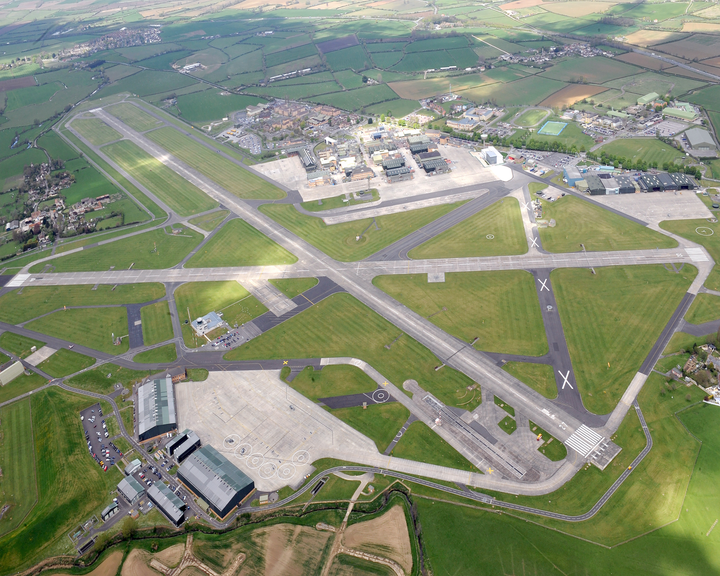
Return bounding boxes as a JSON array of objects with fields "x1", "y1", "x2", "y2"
[
  {"x1": 36, "y1": 349, "x2": 95, "y2": 378},
  {"x1": 502, "y1": 362, "x2": 557, "y2": 399}
]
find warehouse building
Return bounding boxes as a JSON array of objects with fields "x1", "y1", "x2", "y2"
[
  {"x1": 286, "y1": 146, "x2": 317, "y2": 171},
  {"x1": 166, "y1": 429, "x2": 201, "y2": 463},
  {"x1": 386, "y1": 166, "x2": 413, "y2": 183},
  {"x1": 563, "y1": 166, "x2": 583, "y2": 187},
  {"x1": 382, "y1": 156, "x2": 405, "y2": 170},
  {"x1": 137, "y1": 376, "x2": 177, "y2": 442},
  {"x1": 117, "y1": 476, "x2": 145, "y2": 505},
  {"x1": 615, "y1": 174, "x2": 637, "y2": 194},
  {"x1": 147, "y1": 482, "x2": 186, "y2": 526},
  {"x1": 685, "y1": 128, "x2": 716, "y2": 156},
  {"x1": 409, "y1": 142, "x2": 430, "y2": 155},
  {"x1": 586, "y1": 173, "x2": 607, "y2": 195},
  {"x1": 637, "y1": 172, "x2": 697, "y2": 192},
  {"x1": 637, "y1": 92, "x2": 659, "y2": 106},
  {"x1": 638, "y1": 173, "x2": 664, "y2": 192},
  {"x1": 420, "y1": 158, "x2": 450, "y2": 175},
  {"x1": 670, "y1": 172, "x2": 698, "y2": 189},
  {"x1": 177, "y1": 445, "x2": 255, "y2": 519}
]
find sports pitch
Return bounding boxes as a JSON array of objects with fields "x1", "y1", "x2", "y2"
[{"x1": 537, "y1": 121, "x2": 568, "y2": 136}]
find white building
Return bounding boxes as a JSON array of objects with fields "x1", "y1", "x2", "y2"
[{"x1": 480, "y1": 146, "x2": 503, "y2": 165}]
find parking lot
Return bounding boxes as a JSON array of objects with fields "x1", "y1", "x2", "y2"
[{"x1": 80, "y1": 403, "x2": 122, "y2": 474}]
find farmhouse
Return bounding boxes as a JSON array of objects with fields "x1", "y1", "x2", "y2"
[
  {"x1": 117, "y1": 476, "x2": 145, "y2": 504},
  {"x1": 148, "y1": 482, "x2": 186, "y2": 526},
  {"x1": 137, "y1": 376, "x2": 177, "y2": 442},
  {"x1": 177, "y1": 445, "x2": 255, "y2": 519}
]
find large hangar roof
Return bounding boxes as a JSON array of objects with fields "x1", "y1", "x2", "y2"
[{"x1": 137, "y1": 376, "x2": 176, "y2": 439}]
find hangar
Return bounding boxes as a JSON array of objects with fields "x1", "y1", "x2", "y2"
[
  {"x1": 137, "y1": 376, "x2": 177, "y2": 442},
  {"x1": 147, "y1": 482, "x2": 186, "y2": 526},
  {"x1": 117, "y1": 476, "x2": 145, "y2": 505},
  {"x1": 177, "y1": 445, "x2": 255, "y2": 519},
  {"x1": 166, "y1": 429, "x2": 201, "y2": 463}
]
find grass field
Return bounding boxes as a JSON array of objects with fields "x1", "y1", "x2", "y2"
[
  {"x1": 685, "y1": 293, "x2": 720, "y2": 324},
  {"x1": 140, "y1": 302, "x2": 174, "y2": 345},
  {"x1": 260, "y1": 202, "x2": 463, "y2": 262},
  {"x1": 185, "y1": 219, "x2": 297, "y2": 268},
  {"x1": 665, "y1": 331, "x2": 717, "y2": 355},
  {"x1": 552, "y1": 265, "x2": 695, "y2": 414},
  {"x1": 514, "y1": 108, "x2": 548, "y2": 127},
  {"x1": 26, "y1": 308, "x2": 129, "y2": 354},
  {"x1": 0, "y1": 332, "x2": 45, "y2": 359},
  {"x1": 0, "y1": 372, "x2": 47, "y2": 406},
  {"x1": 227, "y1": 293, "x2": 475, "y2": 408},
  {"x1": 36, "y1": 349, "x2": 95, "y2": 378},
  {"x1": 597, "y1": 138, "x2": 684, "y2": 166},
  {"x1": 391, "y1": 421, "x2": 479, "y2": 472},
  {"x1": 0, "y1": 284, "x2": 164, "y2": 324},
  {"x1": 145, "y1": 127, "x2": 285, "y2": 200},
  {"x1": 188, "y1": 210, "x2": 229, "y2": 231},
  {"x1": 530, "y1": 421, "x2": 567, "y2": 461},
  {"x1": 539, "y1": 196, "x2": 677, "y2": 253},
  {"x1": 330, "y1": 403, "x2": 410, "y2": 452},
  {"x1": 373, "y1": 271, "x2": 547, "y2": 357},
  {"x1": 268, "y1": 277, "x2": 318, "y2": 298},
  {"x1": 502, "y1": 362, "x2": 557, "y2": 399},
  {"x1": 498, "y1": 415, "x2": 517, "y2": 435},
  {"x1": 133, "y1": 343, "x2": 177, "y2": 364},
  {"x1": 460, "y1": 75, "x2": 567, "y2": 107},
  {"x1": 66, "y1": 363, "x2": 152, "y2": 395},
  {"x1": 71, "y1": 118, "x2": 122, "y2": 146},
  {"x1": 0, "y1": 388, "x2": 123, "y2": 574},
  {"x1": 660, "y1": 217, "x2": 720, "y2": 291},
  {"x1": 286, "y1": 365, "x2": 377, "y2": 402},
  {"x1": 0, "y1": 399, "x2": 37, "y2": 538},
  {"x1": 30, "y1": 227, "x2": 202, "y2": 273},
  {"x1": 105, "y1": 103, "x2": 163, "y2": 132},
  {"x1": 102, "y1": 140, "x2": 217, "y2": 216},
  {"x1": 301, "y1": 189, "x2": 379, "y2": 212},
  {"x1": 174, "y1": 282, "x2": 267, "y2": 347},
  {"x1": 408, "y1": 198, "x2": 527, "y2": 259},
  {"x1": 541, "y1": 56, "x2": 640, "y2": 84}
]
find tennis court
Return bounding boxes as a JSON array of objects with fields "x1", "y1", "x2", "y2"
[{"x1": 538, "y1": 121, "x2": 568, "y2": 136}]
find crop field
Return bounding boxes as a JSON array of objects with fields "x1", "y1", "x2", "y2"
[
  {"x1": 324, "y1": 45, "x2": 370, "y2": 71},
  {"x1": 538, "y1": 196, "x2": 677, "y2": 253},
  {"x1": 146, "y1": 127, "x2": 284, "y2": 200},
  {"x1": 260, "y1": 202, "x2": 462, "y2": 261},
  {"x1": 140, "y1": 302, "x2": 174, "y2": 346},
  {"x1": 392, "y1": 421, "x2": 479, "y2": 472},
  {"x1": 175, "y1": 90, "x2": 265, "y2": 123},
  {"x1": 185, "y1": 219, "x2": 297, "y2": 268},
  {"x1": 604, "y1": 71, "x2": 707, "y2": 98},
  {"x1": 29, "y1": 227, "x2": 202, "y2": 273},
  {"x1": 255, "y1": 81, "x2": 342, "y2": 100},
  {"x1": 409, "y1": 199, "x2": 527, "y2": 259},
  {"x1": 371, "y1": 51, "x2": 405, "y2": 68},
  {"x1": 541, "y1": 56, "x2": 640, "y2": 83},
  {"x1": 71, "y1": 118, "x2": 122, "y2": 146},
  {"x1": 105, "y1": 102, "x2": 164, "y2": 132},
  {"x1": 461, "y1": 75, "x2": 567, "y2": 106},
  {"x1": 597, "y1": 138, "x2": 684, "y2": 166},
  {"x1": 552, "y1": 265, "x2": 695, "y2": 414},
  {"x1": 102, "y1": 140, "x2": 217, "y2": 216},
  {"x1": 374, "y1": 271, "x2": 547, "y2": 356},
  {"x1": 502, "y1": 361, "x2": 557, "y2": 399},
  {"x1": 310, "y1": 83, "x2": 399, "y2": 111},
  {"x1": 106, "y1": 70, "x2": 199, "y2": 98},
  {"x1": 26, "y1": 307, "x2": 130, "y2": 354},
  {"x1": 35, "y1": 349, "x2": 95, "y2": 378},
  {"x1": 539, "y1": 84, "x2": 609, "y2": 108},
  {"x1": 227, "y1": 293, "x2": 478, "y2": 408},
  {"x1": 660, "y1": 217, "x2": 720, "y2": 291},
  {"x1": 389, "y1": 74, "x2": 492, "y2": 100}
]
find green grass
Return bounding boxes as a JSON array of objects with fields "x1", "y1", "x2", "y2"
[
  {"x1": 529, "y1": 421, "x2": 568, "y2": 461},
  {"x1": 71, "y1": 118, "x2": 122, "y2": 146},
  {"x1": 553, "y1": 265, "x2": 695, "y2": 414},
  {"x1": 373, "y1": 271, "x2": 547, "y2": 357},
  {"x1": 174, "y1": 90, "x2": 265, "y2": 124},
  {"x1": 187, "y1": 368, "x2": 209, "y2": 382},
  {"x1": 597, "y1": 138, "x2": 685, "y2": 166},
  {"x1": 103, "y1": 140, "x2": 217, "y2": 217},
  {"x1": 685, "y1": 293, "x2": 720, "y2": 325},
  {"x1": 391, "y1": 421, "x2": 479, "y2": 472},
  {"x1": 0, "y1": 372, "x2": 47, "y2": 406},
  {"x1": 0, "y1": 399, "x2": 37, "y2": 538},
  {"x1": 494, "y1": 395, "x2": 515, "y2": 417},
  {"x1": 0, "y1": 333, "x2": 45, "y2": 359},
  {"x1": 185, "y1": 219, "x2": 297, "y2": 268},
  {"x1": 26, "y1": 308, "x2": 130, "y2": 354},
  {"x1": 539, "y1": 195, "x2": 677, "y2": 253},
  {"x1": 65, "y1": 363, "x2": 152, "y2": 395},
  {"x1": 140, "y1": 302, "x2": 174, "y2": 345},
  {"x1": 285, "y1": 365, "x2": 377, "y2": 402},
  {"x1": 315, "y1": 475, "x2": 360, "y2": 502},
  {"x1": 330, "y1": 402, "x2": 410, "y2": 452},
  {"x1": 460, "y1": 75, "x2": 567, "y2": 107},
  {"x1": 541, "y1": 56, "x2": 641, "y2": 84},
  {"x1": 530, "y1": 120, "x2": 596, "y2": 150},
  {"x1": 188, "y1": 210, "x2": 229, "y2": 232},
  {"x1": 660, "y1": 218, "x2": 720, "y2": 291},
  {"x1": 408, "y1": 199, "x2": 528, "y2": 259},
  {"x1": 301, "y1": 189, "x2": 379, "y2": 212},
  {"x1": 36, "y1": 349, "x2": 95, "y2": 378},
  {"x1": 0, "y1": 388, "x2": 123, "y2": 575},
  {"x1": 268, "y1": 277, "x2": 318, "y2": 298},
  {"x1": 105, "y1": 102, "x2": 163, "y2": 132},
  {"x1": 502, "y1": 362, "x2": 557, "y2": 399},
  {"x1": 514, "y1": 108, "x2": 548, "y2": 127},
  {"x1": 132, "y1": 343, "x2": 177, "y2": 364},
  {"x1": 260, "y1": 202, "x2": 463, "y2": 261},
  {"x1": 664, "y1": 331, "x2": 717, "y2": 355},
  {"x1": 226, "y1": 293, "x2": 476, "y2": 408},
  {"x1": 30, "y1": 227, "x2": 202, "y2": 273},
  {"x1": 0, "y1": 284, "x2": 165, "y2": 324},
  {"x1": 145, "y1": 127, "x2": 284, "y2": 200},
  {"x1": 174, "y1": 282, "x2": 267, "y2": 348},
  {"x1": 655, "y1": 353, "x2": 689, "y2": 374},
  {"x1": 119, "y1": 405, "x2": 135, "y2": 435},
  {"x1": 498, "y1": 415, "x2": 517, "y2": 435}
]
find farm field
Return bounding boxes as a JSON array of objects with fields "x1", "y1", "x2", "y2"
[
  {"x1": 105, "y1": 102, "x2": 163, "y2": 132},
  {"x1": 374, "y1": 271, "x2": 547, "y2": 357},
  {"x1": 597, "y1": 138, "x2": 685, "y2": 166},
  {"x1": 227, "y1": 293, "x2": 477, "y2": 408},
  {"x1": 185, "y1": 219, "x2": 297, "y2": 267},
  {"x1": 392, "y1": 421, "x2": 479, "y2": 472},
  {"x1": 552, "y1": 265, "x2": 695, "y2": 414},
  {"x1": 539, "y1": 84, "x2": 608, "y2": 108},
  {"x1": 260, "y1": 202, "x2": 462, "y2": 262},
  {"x1": 408, "y1": 199, "x2": 527, "y2": 259},
  {"x1": 140, "y1": 302, "x2": 174, "y2": 345},
  {"x1": 29, "y1": 227, "x2": 202, "y2": 273},
  {"x1": 35, "y1": 349, "x2": 95, "y2": 378},
  {"x1": 102, "y1": 140, "x2": 216, "y2": 216},
  {"x1": 174, "y1": 90, "x2": 265, "y2": 123},
  {"x1": 461, "y1": 75, "x2": 567, "y2": 107},
  {"x1": 145, "y1": 127, "x2": 285, "y2": 200},
  {"x1": 71, "y1": 118, "x2": 122, "y2": 146},
  {"x1": 538, "y1": 195, "x2": 677, "y2": 253}
]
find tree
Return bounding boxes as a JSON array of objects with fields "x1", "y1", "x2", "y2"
[
  {"x1": 93, "y1": 532, "x2": 111, "y2": 552},
  {"x1": 121, "y1": 517, "x2": 137, "y2": 539}
]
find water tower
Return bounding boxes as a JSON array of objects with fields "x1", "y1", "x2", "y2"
[{"x1": 481, "y1": 134, "x2": 488, "y2": 148}]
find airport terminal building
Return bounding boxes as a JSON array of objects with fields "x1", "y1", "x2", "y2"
[
  {"x1": 177, "y1": 445, "x2": 255, "y2": 518},
  {"x1": 137, "y1": 376, "x2": 177, "y2": 442}
]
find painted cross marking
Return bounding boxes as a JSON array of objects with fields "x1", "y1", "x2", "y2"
[
  {"x1": 538, "y1": 278, "x2": 549, "y2": 292},
  {"x1": 283, "y1": 360, "x2": 288, "y2": 365},
  {"x1": 530, "y1": 236, "x2": 539, "y2": 248},
  {"x1": 559, "y1": 370, "x2": 573, "y2": 390}
]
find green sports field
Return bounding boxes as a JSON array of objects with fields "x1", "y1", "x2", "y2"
[
  {"x1": 515, "y1": 108, "x2": 549, "y2": 127},
  {"x1": 408, "y1": 199, "x2": 527, "y2": 259},
  {"x1": 145, "y1": 127, "x2": 285, "y2": 200},
  {"x1": 140, "y1": 301, "x2": 174, "y2": 345},
  {"x1": 105, "y1": 102, "x2": 164, "y2": 132},
  {"x1": 260, "y1": 202, "x2": 463, "y2": 262},
  {"x1": 102, "y1": 140, "x2": 217, "y2": 216},
  {"x1": 373, "y1": 271, "x2": 547, "y2": 357},
  {"x1": 71, "y1": 118, "x2": 122, "y2": 146},
  {"x1": 185, "y1": 219, "x2": 297, "y2": 268}
]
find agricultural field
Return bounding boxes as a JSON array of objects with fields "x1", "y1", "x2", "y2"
[
  {"x1": 461, "y1": 75, "x2": 567, "y2": 107},
  {"x1": 541, "y1": 56, "x2": 641, "y2": 84},
  {"x1": 374, "y1": 271, "x2": 548, "y2": 356},
  {"x1": 539, "y1": 84, "x2": 609, "y2": 108}
]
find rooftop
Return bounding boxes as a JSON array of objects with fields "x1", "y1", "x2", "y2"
[{"x1": 137, "y1": 377, "x2": 176, "y2": 439}]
